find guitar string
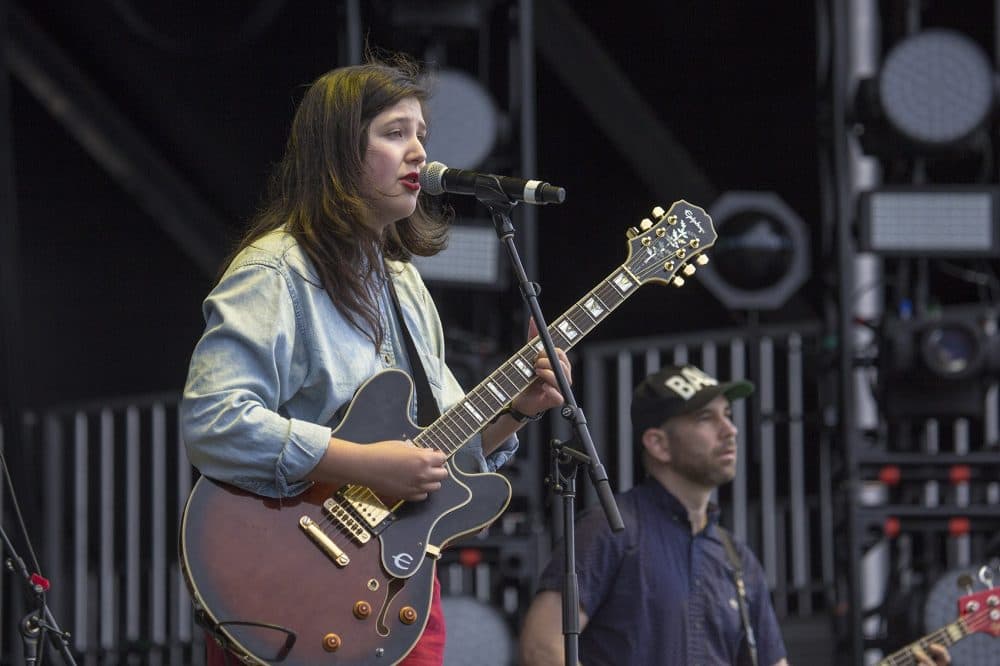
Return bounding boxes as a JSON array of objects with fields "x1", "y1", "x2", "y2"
[
  {"x1": 409, "y1": 275, "x2": 626, "y2": 458},
  {"x1": 393, "y1": 274, "x2": 633, "y2": 470}
]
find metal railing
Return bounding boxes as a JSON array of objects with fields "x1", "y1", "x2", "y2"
[
  {"x1": 3, "y1": 394, "x2": 203, "y2": 665},
  {"x1": 554, "y1": 320, "x2": 834, "y2": 619},
  {"x1": 0, "y1": 320, "x2": 837, "y2": 662}
]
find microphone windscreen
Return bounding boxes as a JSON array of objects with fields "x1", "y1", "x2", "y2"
[{"x1": 418, "y1": 161, "x2": 448, "y2": 195}]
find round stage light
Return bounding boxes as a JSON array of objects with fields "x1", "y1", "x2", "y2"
[
  {"x1": 424, "y1": 68, "x2": 499, "y2": 170},
  {"x1": 698, "y1": 191, "x2": 810, "y2": 311},
  {"x1": 919, "y1": 321, "x2": 984, "y2": 379},
  {"x1": 878, "y1": 29, "x2": 994, "y2": 147}
]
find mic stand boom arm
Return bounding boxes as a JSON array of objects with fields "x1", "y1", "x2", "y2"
[{"x1": 473, "y1": 175, "x2": 624, "y2": 666}]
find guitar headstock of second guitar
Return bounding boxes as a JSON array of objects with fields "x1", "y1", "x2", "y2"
[
  {"x1": 957, "y1": 564, "x2": 1000, "y2": 637},
  {"x1": 624, "y1": 200, "x2": 717, "y2": 287}
]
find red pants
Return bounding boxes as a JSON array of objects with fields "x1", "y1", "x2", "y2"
[{"x1": 205, "y1": 575, "x2": 446, "y2": 665}]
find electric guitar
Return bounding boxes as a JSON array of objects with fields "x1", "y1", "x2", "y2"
[
  {"x1": 876, "y1": 584, "x2": 1000, "y2": 665},
  {"x1": 180, "y1": 200, "x2": 717, "y2": 665}
]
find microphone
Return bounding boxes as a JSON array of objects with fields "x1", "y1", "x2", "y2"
[{"x1": 419, "y1": 161, "x2": 566, "y2": 205}]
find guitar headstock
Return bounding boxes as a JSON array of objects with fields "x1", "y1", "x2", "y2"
[
  {"x1": 624, "y1": 200, "x2": 717, "y2": 287},
  {"x1": 958, "y1": 585, "x2": 1000, "y2": 637}
]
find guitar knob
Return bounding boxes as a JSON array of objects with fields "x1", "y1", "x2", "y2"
[
  {"x1": 399, "y1": 606, "x2": 418, "y2": 625},
  {"x1": 672, "y1": 276, "x2": 685, "y2": 287},
  {"x1": 353, "y1": 600, "x2": 372, "y2": 619},
  {"x1": 626, "y1": 227, "x2": 640, "y2": 239},
  {"x1": 696, "y1": 254, "x2": 709, "y2": 266},
  {"x1": 683, "y1": 264, "x2": 696, "y2": 276},
  {"x1": 652, "y1": 205, "x2": 665, "y2": 218},
  {"x1": 323, "y1": 633, "x2": 342, "y2": 652},
  {"x1": 639, "y1": 218, "x2": 654, "y2": 231}
]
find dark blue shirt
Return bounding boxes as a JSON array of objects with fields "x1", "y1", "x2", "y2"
[{"x1": 536, "y1": 478, "x2": 787, "y2": 666}]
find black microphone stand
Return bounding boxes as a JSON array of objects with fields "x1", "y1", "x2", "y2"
[
  {"x1": 472, "y1": 176, "x2": 624, "y2": 666},
  {"x1": 1, "y1": 523, "x2": 77, "y2": 665},
  {"x1": 546, "y1": 440, "x2": 592, "y2": 666}
]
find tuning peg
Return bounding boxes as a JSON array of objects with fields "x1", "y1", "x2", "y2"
[
  {"x1": 652, "y1": 205, "x2": 665, "y2": 218},
  {"x1": 626, "y1": 227, "x2": 640, "y2": 239},
  {"x1": 671, "y1": 276, "x2": 685, "y2": 287},
  {"x1": 639, "y1": 218, "x2": 654, "y2": 231},
  {"x1": 683, "y1": 264, "x2": 696, "y2": 276},
  {"x1": 696, "y1": 254, "x2": 709, "y2": 266},
  {"x1": 980, "y1": 565, "x2": 995, "y2": 589}
]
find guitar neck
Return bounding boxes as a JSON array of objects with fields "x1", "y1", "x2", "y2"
[
  {"x1": 877, "y1": 618, "x2": 968, "y2": 666},
  {"x1": 415, "y1": 263, "x2": 641, "y2": 457}
]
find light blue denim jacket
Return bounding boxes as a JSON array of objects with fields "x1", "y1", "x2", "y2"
[{"x1": 180, "y1": 228, "x2": 518, "y2": 498}]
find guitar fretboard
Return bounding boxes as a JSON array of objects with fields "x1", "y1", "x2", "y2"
[
  {"x1": 414, "y1": 264, "x2": 642, "y2": 457},
  {"x1": 877, "y1": 617, "x2": 967, "y2": 665}
]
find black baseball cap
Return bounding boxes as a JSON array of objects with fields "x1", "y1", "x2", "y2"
[{"x1": 630, "y1": 364, "x2": 754, "y2": 433}]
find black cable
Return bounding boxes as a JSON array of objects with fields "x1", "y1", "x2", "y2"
[{"x1": 0, "y1": 448, "x2": 42, "y2": 575}]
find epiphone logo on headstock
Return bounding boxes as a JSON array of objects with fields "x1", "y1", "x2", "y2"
[{"x1": 683, "y1": 207, "x2": 706, "y2": 232}]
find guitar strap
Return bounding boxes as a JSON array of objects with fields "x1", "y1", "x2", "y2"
[
  {"x1": 717, "y1": 526, "x2": 759, "y2": 666},
  {"x1": 387, "y1": 278, "x2": 441, "y2": 427}
]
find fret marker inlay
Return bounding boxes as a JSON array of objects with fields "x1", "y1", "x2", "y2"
[
  {"x1": 557, "y1": 320, "x2": 580, "y2": 341},
  {"x1": 584, "y1": 297, "x2": 605, "y2": 318},
  {"x1": 462, "y1": 402, "x2": 484, "y2": 423},
  {"x1": 612, "y1": 272, "x2": 634, "y2": 292},
  {"x1": 486, "y1": 382, "x2": 506, "y2": 402},
  {"x1": 514, "y1": 358, "x2": 533, "y2": 377}
]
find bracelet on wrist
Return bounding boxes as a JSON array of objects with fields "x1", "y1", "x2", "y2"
[{"x1": 502, "y1": 404, "x2": 544, "y2": 424}]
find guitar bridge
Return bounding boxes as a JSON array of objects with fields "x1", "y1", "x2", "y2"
[
  {"x1": 337, "y1": 485, "x2": 395, "y2": 533},
  {"x1": 299, "y1": 516, "x2": 350, "y2": 567},
  {"x1": 322, "y1": 498, "x2": 372, "y2": 544}
]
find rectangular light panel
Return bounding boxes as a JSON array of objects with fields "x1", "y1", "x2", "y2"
[
  {"x1": 411, "y1": 223, "x2": 504, "y2": 288},
  {"x1": 859, "y1": 188, "x2": 1000, "y2": 256}
]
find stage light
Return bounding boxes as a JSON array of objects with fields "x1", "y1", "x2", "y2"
[
  {"x1": 880, "y1": 306, "x2": 1000, "y2": 418},
  {"x1": 410, "y1": 222, "x2": 505, "y2": 289},
  {"x1": 424, "y1": 67, "x2": 499, "y2": 170},
  {"x1": 856, "y1": 29, "x2": 995, "y2": 154},
  {"x1": 858, "y1": 187, "x2": 1000, "y2": 257},
  {"x1": 697, "y1": 191, "x2": 810, "y2": 311},
  {"x1": 881, "y1": 30, "x2": 993, "y2": 147},
  {"x1": 921, "y1": 323, "x2": 980, "y2": 378}
]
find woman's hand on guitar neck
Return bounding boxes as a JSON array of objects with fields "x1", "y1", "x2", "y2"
[
  {"x1": 511, "y1": 318, "x2": 572, "y2": 417},
  {"x1": 482, "y1": 319, "x2": 573, "y2": 456},
  {"x1": 307, "y1": 437, "x2": 448, "y2": 501}
]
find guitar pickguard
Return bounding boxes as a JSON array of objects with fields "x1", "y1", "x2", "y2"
[
  {"x1": 376, "y1": 461, "x2": 472, "y2": 577},
  {"x1": 332, "y1": 370, "x2": 512, "y2": 579}
]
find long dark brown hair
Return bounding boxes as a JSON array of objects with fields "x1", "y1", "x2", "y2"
[{"x1": 227, "y1": 54, "x2": 449, "y2": 348}]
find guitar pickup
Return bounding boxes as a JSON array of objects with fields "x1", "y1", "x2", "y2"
[
  {"x1": 336, "y1": 485, "x2": 396, "y2": 534},
  {"x1": 322, "y1": 498, "x2": 373, "y2": 544}
]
